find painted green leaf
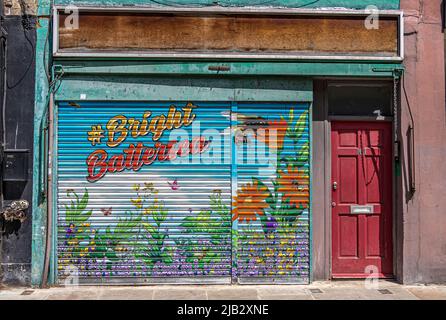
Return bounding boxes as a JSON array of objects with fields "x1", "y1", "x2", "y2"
[
  {"x1": 78, "y1": 190, "x2": 89, "y2": 211},
  {"x1": 161, "y1": 251, "x2": 173, "y2": 265},
  {"x1": 297, "y1": 145, "x2": 310, "y2": 164},
  {"x1": 293, "y1": 111, "x2": 308, "y2": 140},
  {"x1": 142, "y1": 223, "x2": 157, "y2": 235},
  {"x1": 64, "y1": 189, "x2": 92, "y2": 224},
  {"x1": 152, "y1": 203, "x2": 168, "y2": 224}
]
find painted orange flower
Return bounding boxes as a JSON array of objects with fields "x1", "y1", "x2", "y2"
[
  {"x1": 256, "y1": 120, "x2": 288, "y2": 150},
  {"x1": 232, "y1": 181, "x2": 270, "y2": 223},
  {"x1": 277, "y1": 165, "x2": 310, "y2": 208}
]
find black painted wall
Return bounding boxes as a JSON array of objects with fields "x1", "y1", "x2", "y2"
[{"x1": 0, "y1": 14, "x2": 35, "y2": 286}]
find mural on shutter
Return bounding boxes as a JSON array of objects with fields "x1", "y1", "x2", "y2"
[
  {"x1": 57, "y1": 102, "x2": 232, "y2": 283},
  {"x1": 234, "y1": 103, "x2": 310, "y2": 283},
  {"x1": 57, "y1": 101, "x2": 310, "y2": 284}
]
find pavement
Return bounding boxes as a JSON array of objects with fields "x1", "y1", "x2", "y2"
[{"x1": 0, "y1": 280, "x2": 445, "y2": 300}]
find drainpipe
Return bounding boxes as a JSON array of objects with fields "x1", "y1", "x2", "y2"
[{"x1": 41, "y1": 92, "x2": 54, "y2": 287}]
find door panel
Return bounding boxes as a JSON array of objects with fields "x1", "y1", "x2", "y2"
[
  {"x1": 331, "y1": 122, "x2": 393, "y2": 278},
  {"x1": 57, "y1": 101, "x2": 232, "y2": 284},
  {"x1": 339, "y1": 156, "x2": 358, "y2": 204},
  {"x1": 339, "y1": 215, "x2": 358, "y2": 257},
  {"x1": 235, "y1": 103, "x2": 311, "y2": 284}
]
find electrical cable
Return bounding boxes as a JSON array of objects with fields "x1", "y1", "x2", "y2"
[
  {"x1": 40, "y1": 69, "x2": 64, "y2": 288},
  {"x1": 6, "y1": 0, "x2": 35, "y2": 90},
  {"x1": 0, "y1": 11, "x2": 7, "y2": 216},
  {"x1": 402, "y1": 74, "x2": 415, "y2": 137},
  {"x1": 402, "y1": 73, "x2": 416, "y2": 192},
  {"x1": 0, "y1": 1, "x2": 6, "y2": 282},
  {"x1": 146, "y1": 0, "x2": 320, "y2": 8},
  {"x1": 146, "y1": 0, "x2": 220, "y2": 7},
  {"x1": 42, "y1": 0, "x2": 55, "y2": 83},
  {"x1": 248, "y1": 0, "x2": 320, "y2": 7},
  {"x1": 1, "y1": 27, "x2": 6, "y2": 153}
]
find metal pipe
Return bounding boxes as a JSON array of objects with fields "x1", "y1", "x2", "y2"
[{"x1": 41, "y1": 93, "x2": 54, "y2": 288}]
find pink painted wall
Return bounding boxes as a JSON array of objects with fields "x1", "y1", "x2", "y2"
[{"x1": 400, "y1": 0, "x2": 446, "y2": 284}]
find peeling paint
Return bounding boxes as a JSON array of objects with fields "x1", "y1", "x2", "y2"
[{"x1": 4, "y1": 0, "x2": 38, "y2": 16}]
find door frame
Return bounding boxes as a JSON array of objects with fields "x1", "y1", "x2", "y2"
[
  {"x1": 312, "y1": 79, "x2": 398, "y2": 281},
  {"x1": 329, "y1": 119, "x2": 394, "y2": 279}
]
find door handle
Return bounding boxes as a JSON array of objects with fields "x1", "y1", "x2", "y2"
[{"x1": 332, "y1": 202, "x2": 337, "y2": 208}]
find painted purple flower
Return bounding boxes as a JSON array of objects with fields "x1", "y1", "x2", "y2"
[
  {"x1": 65, "y1": 224, "x2": 77, "y2": 238},
  {"x1": 264, "y1": 216, "x2": 278, "y2": 234}
]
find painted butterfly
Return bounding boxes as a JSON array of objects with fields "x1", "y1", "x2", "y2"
[
  {"x1": 101, "y1": 207, "x2": 112, "y2": 216},
  {"x1": 168, "y1": 179, "x2": 180, "y2": 191}
]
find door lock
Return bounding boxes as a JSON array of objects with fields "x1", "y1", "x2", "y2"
[{"x1": 333, "y1": 181, "x2": 338, "y2": 190}]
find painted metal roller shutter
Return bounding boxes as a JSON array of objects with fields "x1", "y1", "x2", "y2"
[
  {"x1": 57, "y1": 101, "x2": 232, "y2": 284},
  {"x1": 234, "y1": 103, "x2": 311, "y2": 284}
]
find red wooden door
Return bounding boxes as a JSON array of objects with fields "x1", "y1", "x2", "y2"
[{"x1": 331, "y1": 122, "x2": 393, "y2": 278}]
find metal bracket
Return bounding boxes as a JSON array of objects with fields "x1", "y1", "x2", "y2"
[
  {"x1": 392, "y1": 68, "x2": 404, "y2": 80},
  {"x1": 372, "y1": 67, "x2": 405, "y2": 79},
  {"x1": 53, "y1": 64, "x2": 64, "y2": 76}
]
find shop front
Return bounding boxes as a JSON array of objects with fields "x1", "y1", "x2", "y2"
[
  {"x1": 33, "y1": 3, "x2": 404, "y2": 286},
  {"x1": 55, "y1": 80, "x2": 312, "y2": 284}
]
